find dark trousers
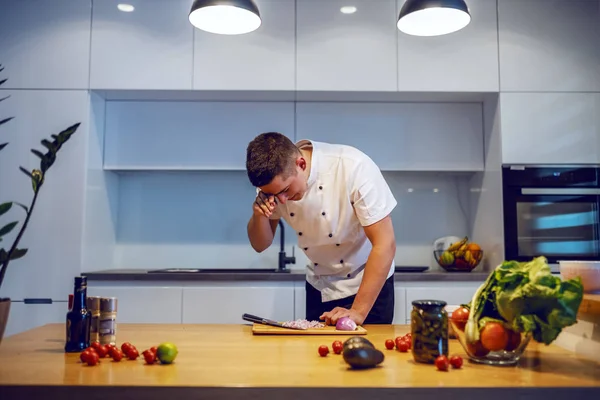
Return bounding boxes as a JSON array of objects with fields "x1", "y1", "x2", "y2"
[{"x1": 305, "y1": 275, "x2": 395, "y2": 324}]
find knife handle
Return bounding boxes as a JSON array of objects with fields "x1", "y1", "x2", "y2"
[{"x1": 242, "y1": 313, "x2": 267, "y2": 324}]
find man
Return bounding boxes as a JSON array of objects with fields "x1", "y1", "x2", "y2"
[{"x1": 245, "y1": 132, "x2": 397, "y2": 325}]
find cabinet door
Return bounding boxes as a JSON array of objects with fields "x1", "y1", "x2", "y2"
[
  {"x1": 392, "y1": 287, "x2": 407, "y2": 324},
  {"x1": 498, "y1": 0, "x2": 600, "y2": 92},
  {"x1": 501, "y1": 93, "x2": 600, "y2": 165},
  {"x1": 90, "y1": 0, "x2": 193, "y2": 89},
  {"x1": 294, "y1": 281, "x2": 306, "y2": 320},
  {"x1": 182, "y1": 284, "x2": 295, "y2": 323},
  {"x1": 3, "y1": 301, "x2": 67, "y2": 338},
  {"x1": 396, "y1": 0, "x2": 499, "y2": 92},
  {"x1": 0, "y1": 0, "x2": 91, "y2": 89},
  {"x1": 87, "y1": 287, "x2": 183, "y2": 323},
  {"x1": 0, "y1": 90, "x2": 89, "y2": 300},
  {"x1": 296, "y1": 102, "x2": 484, "y2": 171},
  {"x1": 296, "y1": 0, "x2": 397, "y2": 91},
  {"x1": 103, "y1": 101, "x2": 295, "y2": 170},
  {"x1": 193, "y1": 0, "x2": 295, "y2": 90}
]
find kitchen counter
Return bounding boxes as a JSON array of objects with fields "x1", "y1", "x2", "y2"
[
  {"x1": 579, "y1": 294, "x2": 600, "y2": 315},
  {"x1": 0, "y1": 324, "x2": 598, "y2": 400},
  {"x1": 82, "y1": 268, "x2": 491, "y2": 282}
]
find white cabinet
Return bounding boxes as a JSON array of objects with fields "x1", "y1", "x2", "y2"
[
  {"x1": 182, "y1": 283, "x2": 295, "y2": 323},
  {"x1": 193, "y1": 0, "x2": 295, "y2": 91},
  {"x1": 295, "y1": 102, "x2": 484, "y2": 171},
  {"x1": 294, "y1": 281, "x2": 306, "y2": 320},
  {"x1": 392, "y1": 288, "x2": 407, "y2": 324},
  {"x1": 0, "y1": 0, "x2": 91, "y2": 89},
  {"x1": 501, "y1": 93, "x2": 600, "y2": 165},
  {"x1": 0, "y1": 90, "x2": 89, "y2": 301},
  {"x1": 103, "y1": 100, "x2": 295, "y2": 170},
  {"x1": 86, "y1": 286, "x2": 183, "y2": 323},
  {"x1": 498, "y1": 0, "x2": 600, "y2": 92},
  {"x1": 397, "y1": 0, "x2": 499, "y2": 92},
  {"x1": 4, "y1": 301, "x2": 67, "y2": 338},
  {"x1": 90, "y1": 0, "x2": 193, "y2": 90},
  {"x1": 296, "y1": 0, "x2": 397, "y2": 91}
]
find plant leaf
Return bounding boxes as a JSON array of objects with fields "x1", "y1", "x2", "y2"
[
  {"x1": 0, "y1": 143, "x2": 7, "y2": 152},
  {"x1": 14, "y1": 202, "x2": 28, "y2": 213},
  {"x1": 0, "y1": 221, "x2": 18, "y2": 237},
  {"x1": 31, "y1": 149, "x2": 46, "y2": 160},
  {"x1": 0, "y1": 249, "x2": 6, "y2": 264},
  {"x1": 0, "y1": 202, "x2": 12, "y2": 217},
  {"x1": 10, "y1": 248, "x2": 28, "y2": 261},
  {"x1": 0, "y1": 117, "x2": 14, "y2": 127},
  {"x1": 0, "y1": 95, "x2": 10, "y2": 103},
  {"x1": 19, "y1": 166, "x2": 33, "y2": 179},
  {"x1": 0, "y1": 78, "x2": 6, "y2": 86}
]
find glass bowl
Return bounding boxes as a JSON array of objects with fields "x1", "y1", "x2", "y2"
[
  {"x1": 449, "y1": 318, "x2": 532, "y2": 366},
  {"x1": 434, "y1": 250, "x2": 483, "y2": 272}
]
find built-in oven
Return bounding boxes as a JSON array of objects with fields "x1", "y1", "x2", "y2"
[{"x1": 502, "y1": 165, "x2": 600, "y2": 271}]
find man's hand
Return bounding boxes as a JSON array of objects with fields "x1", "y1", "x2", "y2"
[
  {"x1": 320, "y1": 307, "x2": 366, "y2": 326},
  {"x1": 253, "y1": 191, "x2": 276, "y2": 218}
]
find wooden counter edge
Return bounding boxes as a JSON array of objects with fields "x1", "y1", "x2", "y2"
[
  {"x1": 579, "y1": 294, "x2": 600, "y2": 316},
  {"x1": 1, "y1": 385, "x2": 599, "y2": 400}
]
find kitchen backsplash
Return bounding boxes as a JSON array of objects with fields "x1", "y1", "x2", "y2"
[{"x1": 105, "y1": 170, "x2": 472, "y2": 272}]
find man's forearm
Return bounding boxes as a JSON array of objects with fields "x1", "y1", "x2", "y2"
[
  {"x1": 247, "y1": 214, "x2": 275, "y2": 253},
  {"x1": 351, "y1": 242, "x2": 396, "y2": 319}
]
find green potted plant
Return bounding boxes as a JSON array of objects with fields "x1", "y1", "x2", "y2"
[{"x1": 0, "y1": 64, "x2": 80, "y2": 343}]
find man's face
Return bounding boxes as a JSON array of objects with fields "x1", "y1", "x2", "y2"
[{"x1": 259, "y1": 158, "x2": 308, "y2": 204}]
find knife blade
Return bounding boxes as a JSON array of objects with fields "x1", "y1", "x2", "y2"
[{"x1": 242, "y1": 313, "x2": 307, "y2": 330}]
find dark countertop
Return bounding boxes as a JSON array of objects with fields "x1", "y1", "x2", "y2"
[{"x1": 82, "y1": 267, "x2": 490, "y2": 282}]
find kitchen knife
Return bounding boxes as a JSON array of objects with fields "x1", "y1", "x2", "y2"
[{"x1": 242, "y1": 313, "x2": 307, "y2": 330}]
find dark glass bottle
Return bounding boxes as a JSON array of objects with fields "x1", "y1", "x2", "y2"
[
  {"x1": 64, "y1": 276, "x2": 92, "y2": 352},
  {"x1": 411, "y1": 299, "x2": 448, "y2": 364}
]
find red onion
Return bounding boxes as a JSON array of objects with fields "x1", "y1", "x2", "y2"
[{"x1": 336, "y1": 317, "x2": 357, "y2": 331}]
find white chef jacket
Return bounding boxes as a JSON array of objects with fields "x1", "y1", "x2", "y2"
[{"x1": 269, "y1": 139, "x2": 397, "y2": 302}]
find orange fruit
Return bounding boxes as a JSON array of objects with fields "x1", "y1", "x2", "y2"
[{"x1": 466, "y1": 243, "x2": 481, "y2": 252}]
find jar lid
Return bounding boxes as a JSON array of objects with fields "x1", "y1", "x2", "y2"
[{"x1": 412, "y1": 299, "x2": 447, "y2": 308}]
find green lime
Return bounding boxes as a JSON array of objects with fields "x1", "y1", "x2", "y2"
[{"x1": 156, "y1": 342, "x2": 178, "y2": 364}]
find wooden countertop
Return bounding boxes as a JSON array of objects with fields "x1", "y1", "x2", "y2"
[
  {"x1": 579, "y1": 294, "x2": 600, "y2": 315},
  {"x1": 0, "y1": 324, "x2": 599, "y2": 400}
]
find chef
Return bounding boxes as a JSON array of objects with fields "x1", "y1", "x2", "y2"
[{"x1": 245, "y1": 132, "x2": 397, "y2": 325}]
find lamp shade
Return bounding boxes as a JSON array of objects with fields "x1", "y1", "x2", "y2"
[
  {"x1": 397, "y1": 0, "x2": 471, "y2": 37},
  {"x1": 189, "y1": 0, "x2": 261, "y2": 35}
]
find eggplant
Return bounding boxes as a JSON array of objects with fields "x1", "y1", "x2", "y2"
[
  {"x1": 343, "y1": 336, "x2": 374, "y2": 352},
  {"x1": 342, "y1": 346, "x2": 385, "y2": 369}
]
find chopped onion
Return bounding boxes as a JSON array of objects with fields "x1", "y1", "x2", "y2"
[
  {"x1": 282, "y1": 319, "x2": 325, "y2": 330},
  {"x1": 336, "y1": 317, "x2": 357, "y2": 331}
]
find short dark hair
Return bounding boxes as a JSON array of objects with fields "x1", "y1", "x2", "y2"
[{"x1": 246, "y1": 132, "x2": 300, "y2": 187}]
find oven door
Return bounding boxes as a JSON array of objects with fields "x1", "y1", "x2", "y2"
[{"x1": 503, "y1": 188, "x2": 600, "y2": 264}]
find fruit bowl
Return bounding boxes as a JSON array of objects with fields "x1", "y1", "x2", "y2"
[
  {"x1": 434, "y1": 250, "x2": 483, "y2": 272},
  {"x1": 449, "y1": 318, "x2": 532, "y2": 366}
]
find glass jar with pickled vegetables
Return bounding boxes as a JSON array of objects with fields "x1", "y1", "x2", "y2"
[{"x1": 411, "y1": 300, "x2": 448, "y2": 364}]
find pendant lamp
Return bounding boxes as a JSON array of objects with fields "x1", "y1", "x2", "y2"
[
  {"x1": 189, "y1": 0, "x2": 261, "y2": 35},
  {"x1": 397, "y1": 0, "x2": 471, "y2": 37}
]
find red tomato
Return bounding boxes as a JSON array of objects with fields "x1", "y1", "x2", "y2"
[
  {"x1": 467, "y1": 340, "x2": 490, "y2": 357},
  {"x1": 95, "y1": 345, "x2": 108, "y2": 358},
  {"x1": 80, "y1": 349, "x2": 93, "y2": 363},
  {"x1": 384, "y1": 339, "x2": 395, "y2": 350},
  {"x1": 505, "y1": 329, "x2": 522, "y2": 351},
  {"x1": 127, "y1": 348, "x2": 140, "y2": 360},
  {"x1": 435, "y1": 355, "x2": 449, "y2": 371},
  {"x1": 480, "y1": 322, "x2": 509, "y2": 352},
  {"x1": 394, "y1": 336, "x2": 404, "y2": 348},
  {"x1": 396, "y1": 340, "x2": 409, "y2": 352},
  {"x1": 450, "y1": 355, "x2": 463, "y2": 369},
  {"x1": 150, "y1": 346, "x2": 158, "y2": 354},
  {"x1": 86, "y1": 351, "x2": 100, "y2": 366},
  {"x1": 121, "y1": 342, "x2": 133, "y2": 354},
  {"x1": 403, "y1": 336, "x2": 412, "y2": 349},
  {"x1": 91, "y1": 341, "x2": 102, "y2": 351},
  {"x1": 143, "y1": 350, "x2": 157, "y2": 364},
  {"x1": 451, "y1": 307, "x2": 470, "y2": 331},
  {"x1": 332, "y1": 340, "x2": 343, "y2": 354},
  {"x1": 318, "y1": 345, "x2": 329, "y2": 357},
  {"x1": 111, "y1": 348, "x2": 124, "y2": 362}
]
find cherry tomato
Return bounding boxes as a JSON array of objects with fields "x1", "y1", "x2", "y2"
[
  {"x1": 451, "y1": 307, "x2": 470, "y2": 331},
  {"x1": 318, "y1": 345, "x2": 329, "y2": 357},
  {"x1": 504, "y1": 329, "x2": 522, "y2": 351},
  {"x1": 450, "y1": 355, "x2": 463, "y2": 369},
  {"x1": 86, "y1": 351, "x2": 100, "y2": 366},
  {"x1": 121, "y1": 342, "x2": 134, "y2": 354},
  {"x1": 385, "y1": 339, "x2": 395, "y2": 350},
  {"x1": 111, "y1": 348, "x2": 124, "y2": 362},
  {"x1": 480, "y1": 322, "x2": 509, "y2": 352},
  {"x1": 404, "y1": 333, "x2": 411, "y2": 339},
  {"x1": 143, "y1": 350, "x2": 157, "y2": 364},
  {"x1": 106, "y1": 344, "x2": 116, "y2": 352},
  {"x1": 94, "y1": 345, "x2": 108, "y2": 358},
  {"x1": 127, "y1": 348, "x2": 140, "y2": 360},
  {"x1": 403, "y1": 336, "x2": 412, "y2": 349},
  {"x1": 91, "y1": 341, "x2": 102, "y2": 352},
  {"x1": 396, "y1": 340, "x2": 409, "y2": 352},
  {"x1": 467, "y1": 340, "x2": 490, "y2": 357},
  {"x1": 394, "y1": 336, "x2": 404, "y2": 349},
  {"x1": 80, "y1": 349, "x2": 93, "y2": 363},
  {"x1": 435, "y1": 355, "x2": 449, "y2": 371},
  {"x1": 150, "y1": 346, "x2": 158, "y2": 354},
  {"x1": 332, "y1": 340, "x2": 343, "y2": 354}
]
